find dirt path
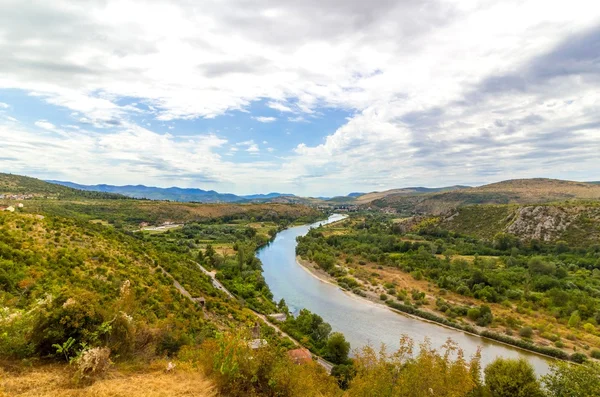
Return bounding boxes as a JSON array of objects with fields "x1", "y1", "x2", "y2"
[{"x1": 193, "y1": 262, "x2": 235, "y2": 299}]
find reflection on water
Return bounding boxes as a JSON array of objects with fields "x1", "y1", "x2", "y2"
[{"x1": 258, "y1": 214, "x2": 552, "y2": 375}]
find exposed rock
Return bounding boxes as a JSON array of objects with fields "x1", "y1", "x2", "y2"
[{"x1": 506, "y1": 206, "x2": 573, "y2": 241}]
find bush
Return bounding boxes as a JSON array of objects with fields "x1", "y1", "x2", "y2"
[
  {"x1": 31, "y1": 290, "x2": 106, "y2": 357},
  {"x1": 380, "y1": 294, "x2": 388, "y2": 301},
  {"x1": 570, "y1": 352, "x2": 588, "y2": 364},
  {"x1": 519, "y1": 327, "x2": 534, "y2": 338},
  {"x1": 591, "y1": 349, "x2": 600, "y2": 359},
  {"x1": 467, "y1": 305, "x2": 493, "y2": 326},
  {"x1": 484, "y1": 358, "x2": 544, "y2": 397},
  {"x1": 467, "y1": 308, "x2": 481, "y2": 321}
]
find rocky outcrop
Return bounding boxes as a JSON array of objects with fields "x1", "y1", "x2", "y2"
[{"x1": 506, "y1": 206, "x2": 573, "y2": 241}]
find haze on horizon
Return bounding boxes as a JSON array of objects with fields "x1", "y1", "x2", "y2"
[{"x1": 0, "y1": 0, "x2": 599, "y2": 196}]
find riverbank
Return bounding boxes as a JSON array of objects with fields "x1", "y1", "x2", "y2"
[{"x1": 295, "y1": 255, "x2": 571, "y2": 363}]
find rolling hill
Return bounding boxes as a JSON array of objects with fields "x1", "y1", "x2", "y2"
[
  {"x1": 370, "y1": 179, "x2": 600, "y2": 215},
  {"x1": 0, "y1": 173, "x2": 126, "y2": 200},
  {"x1": 354, "y1": 185, "x2": 469, "y2": 205},
  {"x1": 48, "y1": 180, "x2": 293, "y2": 203}
]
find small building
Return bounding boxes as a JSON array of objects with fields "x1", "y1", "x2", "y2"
[
  {"x1": 287, "y1": 348, "x2": 313, "y2": 365},
  {"x1": 2, "y1": 206, "x2": 15, "y2": 212},
  {"x1": 17, "y1": 203, "x2": 24, "y2": 208}
]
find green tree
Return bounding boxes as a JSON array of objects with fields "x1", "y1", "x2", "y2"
[
  {"x1": 484, "y1": 358, "x2": 543, "y2": 397},
  {"x1": 325, "y1": 332, "x2": 350, "y2": 364},
  {"x1": 277, "y1": 298, "x2": 289, "y2": 314},
  {"x1": 568, "y1": 311, "x2": 581, "y2": 328},
  {"x1": 543, "y1": 361, "x2": 600, "y2": 397}
]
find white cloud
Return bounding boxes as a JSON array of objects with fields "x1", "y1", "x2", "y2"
[
  {"x1": 235, "y1": 139, "x2": 260, "y2": 153},
  {"x1": 246, "y1": 143, "x2": 259, "y2": 152},
  {"x1": 287, "y1": 116, "x2": 307, "y2": 123},
  {"x1": 253, "y1": 116, "x2": 277, "y2": 123},
  {"x1": 267, "y1": 101, "x2": 293, "y2": 112},
  {"x1": 1, "y1": 0, "x2": 599, "y2": 195},
  {"x1": 0, "y1": 102, "x2": 9, "y2": 109},
  {"x1": 34, "y1": 120, "x2": 56, "y2": 130}
]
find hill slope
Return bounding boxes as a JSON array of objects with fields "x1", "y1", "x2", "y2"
[
  {"x1": 372, "y1": 179, "x2": 600, "y2": 215},
  {"x1": 355, "y1": 185, "x2": 468, "y2": 205},
  {"x1": 438, "y1": 202, "x2": 600, "y2": 245},
  {"x1": 0, "y1": 173, "x2": 125, "y2": 200}
]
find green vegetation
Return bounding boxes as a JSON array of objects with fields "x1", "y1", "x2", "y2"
[
  {"x1": 484, "y1": 358, "x2": 544, "y2": 397},
  {"x1": 296, "y1": 213, "x2": 600, "y2": 360},
  {"x1": 0, "y1": 172, "x2": 126, "y2": 199},
  {"x1": 0, "y1": 211, "x2": 221, "y2": 361},
  {"x1": 3, "y1": 173, "x2": 600, "y2": 396},
  {"x1": 542, "y1": 361, "x2": 600, "y2": 397}
]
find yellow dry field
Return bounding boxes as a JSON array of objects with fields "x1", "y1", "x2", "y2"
[{"x1": 0, "y1": 363, "x2": 215, "y2": 397}]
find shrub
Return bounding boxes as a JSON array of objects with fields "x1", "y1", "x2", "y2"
[
  {"x1": 484, "y1": 358, "x2": 544, "y2": 397},
  {"x1": 467, "y1": 308, "x2": 481, "y2": 321},
  {"x1": 583, "y1": 323, "x2": 596, "y2": 334},
  {"x1": 590, "y1": 349, "x2": 600, "y2": 359},
  {"x1": 456, "y1": 285, "x2": 470, "y2": 295},
  {"x1": 31, "y1": 290, "x2": 106, "y2": 357},
  {"x1": 352, "y1": 288, "x2": 366, "y2": 297},
  {"x1": 570, "y1": 352, "x2": 588, "y2": 364},
  {"x1": 519, "y1": 327, "x2": 534, "y2": 338},
  {"x1": 380, "y1": 294, "x2": 388, "y2": 301}
]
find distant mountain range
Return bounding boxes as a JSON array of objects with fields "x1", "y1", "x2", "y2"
[
  {"x1": 35, "y1": 178, "x2": 600, "y2": 207},
  {"x1": 44, "y1": 180, "x2": 469, "y2": 205},
  {"x1": 47, "y1": 181, "x2": 295, "y2": 203}
]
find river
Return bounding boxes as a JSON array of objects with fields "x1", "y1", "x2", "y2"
[{"x1": 257, "y1": 214, "x2": 553, "y2": 375}]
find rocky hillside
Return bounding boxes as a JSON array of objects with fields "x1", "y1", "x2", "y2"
[{"x1": 439, "y1": 202, "x2": 600, "y2": 246}]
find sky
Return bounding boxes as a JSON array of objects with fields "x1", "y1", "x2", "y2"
[{"x1": 0, "y1": 0, "x2": 599, "y2": 196}]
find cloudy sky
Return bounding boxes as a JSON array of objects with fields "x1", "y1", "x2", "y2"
[{"x1": 1, "y1": 0, "x2": 599, "y2": 196}]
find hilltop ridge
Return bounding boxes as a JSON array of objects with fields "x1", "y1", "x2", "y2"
[{"x1": 370, "y1": 178, "x2": 600, "y2": 215}]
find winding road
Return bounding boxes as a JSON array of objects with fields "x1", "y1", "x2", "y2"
[{"x1": 159, "y1": 258, "x2": 334, "y2": 373}]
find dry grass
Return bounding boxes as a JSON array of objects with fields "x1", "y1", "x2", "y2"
[
  {"x1": 354, "y1": 188, "x2": 433, "y2": 204},
  {"x1": 0, "y1": 362, "x2": 215, "y2": 397}
]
